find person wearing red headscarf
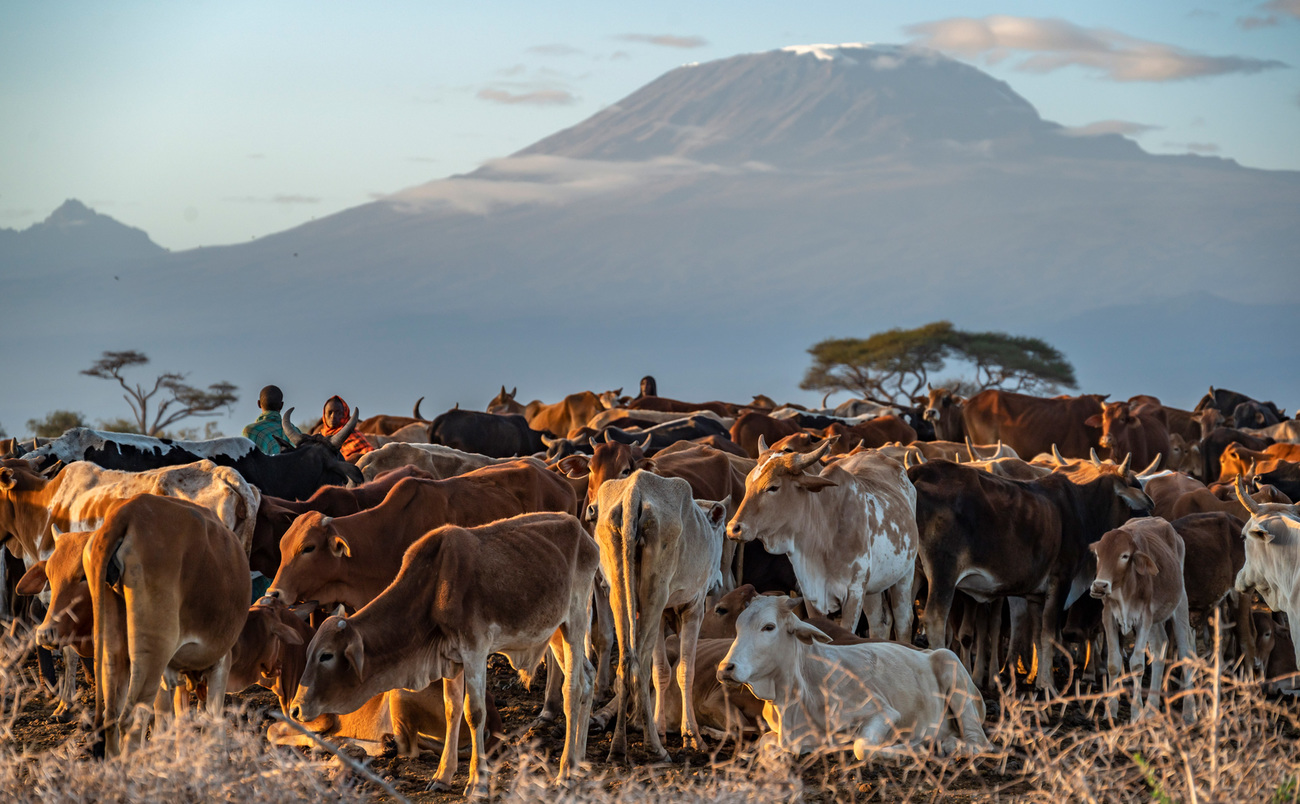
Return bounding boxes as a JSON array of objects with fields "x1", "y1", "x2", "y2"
[{"x1": 320, "y1": 395, "x2": 373, "y2": 462}]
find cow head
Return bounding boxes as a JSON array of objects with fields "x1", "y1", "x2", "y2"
[
  {"x1": 16, "y1": 530, "x2": 94, "y2": 657},
  {"x1": 1233, "y1": 477, "x2": 1300, "y2": 599},
  {"x1": 585, "y1": 439, "x2": 651, "y2": 509},
  {"x1": 761, "y1": 431, "x2": 825, "y2": 458},
  {"x1": 717, "y1": 595, "x2": 830, "y2": 700},
  {"x1": 1085, "y1": 402, "x2": 1133, "y2": 456},
  {"x1": 267, "y1": 512, "x2": 353, "y2": 607},
  {"x1": 923, "y1": 386, "x2": 964, "y2": 441},
  {"x1": 1089, "y1": 525, "x2": 1158, "y2": 600},
  {"x1": 228, "y1": 596, "x2": 311, "y2": 699},
  {"x1": 487, "y1": 386, "x2": 521, "y2": 415},
  {"x1": 726, "y1": 441, "x2": 837, "y2": 545},
  {"x1": 1234, "y1": 401, "x2": 1279, "y2": 430},
  {"x1": 291, "y1": 614, "x2": 372, "y2": 723},
  {"x1": 598, "y1": 388, "x2": 625, "y2": 410}
]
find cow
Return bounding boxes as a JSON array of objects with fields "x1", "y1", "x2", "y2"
[
  {"x1": 1201, "y1": 428, "x2": 1274, "y2": 486},
  {"x1": 956, "y1": 390, "x2": 1107, "y2": 460},
  {"x1": 1087, "y1": 401, "x2": 1170, "y2": 471},
  {"x1": 1251, "y1": 612, "x2": 1298, "y2": 692},
  {"x1": 15, "y1": 529, "x2": 96, "y2": 663},
  {"x1": 355, "y1": 397, "x2": 429, "y2": 435},
  {"x1": 290, "y1": 512, "x2": 598, "y2": 795},
  {"x1": 627, "y1": 396, "x2": 738, "y2": 417},
  {"x1": 1090, "y1": 517, "x2": 1197, "y2": 722},
  {"x1": 1245, "y1": 420, "x2": 1300, "y2": 445},
  {"x1": 909, "y1": 459, "x2": 1151, "y2": 693},
  {"x1": 586, "y1": 407, "x2": 730, "y2": 433},
  {"x1": 227, "y1": 595, "x2": 315, "y2": 707},
  {"x1": 1195, "y1": 387, "x2": 1286, "y2": 425},
  {"x1": 486, "y1": 386, "x2": 527, "y2": 416},
  {"x1": 589, "y1": 470, "x2": 726, "y2": 760},
  {"x1": 922, "y1": 386, "x2": 966, "y2": 443},
  {"x1": 717, "y1": 595, "x2": 988, "y2": 760},
  {"x1": 86, "y1": 494, "x2": 250, "y2": 756},
  {"x1": 427, "y1": 409, "x2": 549, "y2": 458},
  {"x1": 1217, "y1": 443, "x2": 1300, "y2": 481},
  {"x1": 267, "y1": 458, "x2": 576, "y2": 612},
  {"x1": 1256, "y1": 462, "x2": 1300, "y2": 502},
  {"x1": 355, "y1": 442, "x2": 507, "y2": 482},
  {"x1": 1170, "y1": 484, "x2": 1291, "y2": 522},
  {"x1": 1234, "y1": 478, "x2": 1300, "y2": 670},
  {"x1": 1143, "y1": 471, "x2": 1207, "y2": 520},
  {"x1": 822, "y1": 416, "x2": 917, "y2": 453},
  {"x1": 730, "y1": 412, "x2": 805, "y2": 459},
  {"x1": 1167, "y1": 433, "x2": 1203, "y2": 479},
  {"x1": 727, "y1": 442, "x2": 918, "y2": 641}
]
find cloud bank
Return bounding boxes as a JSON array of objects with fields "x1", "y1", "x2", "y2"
[
  {"x1": 904, "y1": 16, "x2": 1287, "y2": 81},
  {"x1": 477, "y1": 88, "x2": 577, "y2": 106},
  {"x1": 1060, "y1": 119, "x2": 1161, "y2": 137},
  {"x1": 1239, "y1": 0, "x2": 1300, "y2": 29},
  {"x1": 617, "y1": 34, "x2": 708, "y2": 49}
]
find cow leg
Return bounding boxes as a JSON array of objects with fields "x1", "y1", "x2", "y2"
[
  {"x1": 641, "y1": 612, "x2": 669, "y2": 761},
  {"x1": 841, "y1": 584, "x2": 866, "y2": 637},
  {"x1": 606, "y1": 582, "x2": 634, "y2": 762},
  {"x1": 462, "y1": 658, "x2": 491, "y2": 798},
  {"x1": 1173, "y1": 597, "x2": 1198, "y2": 724},
  {"x1": 888, "y1": 571, "x2": 916, "y2": 644},
  {"x1": 590, "y1": 584, "x2": 615, "y2": 701},
  {"x1": 1102, "y1": 608, "x2": 1123, "y2": 721},
  {"x1": 205, "y1": 651, "x2": 232, "y2": 717},
  {"x1": 676, "y1": 601, "x2": 705, "y2": 751},
  {"x1": 539, "y1": 651, "x2": 563, "y2": 723},
  {"x1": 431, "y1": 669, "x2": 464, "y2": 792},
  {"x1": 923, "y1": 573, "x2": 957, "y2": 652},
  {"x1": 555, "y1": 607, "x2": 593, "y2": 779},
  {"x1": 849, "y1": 701, "x2": 902, "y2": 763},
  {"x1": 1128, "y1": 621, "x2": 1154, "y2": 724},
  {"x1": 954, "y1": 598, "x2": 976, "y2": 670},
  {"x1": 652, "y1": 620, "x2": 671, "y2": 740},
  {"x1": 1035, "y1": 584, "x2": 1064, "y2": 696},
  {"x1": 972, "y1": 601, "x2": 991, "y2": 689},
  {"x1": 54, "y1": 648, "x2": 80, "y2": 720},
  {"x1": 1007, "y1": 597, "x2": 1034, "y2": 678},
  {"x1": 1145, "y1": 622, "x2": 1170, "y2": 717},
  {"x1": 986, "y1": 600, "x2": 1005, "y2": 688}
]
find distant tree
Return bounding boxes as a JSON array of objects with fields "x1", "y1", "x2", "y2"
[
  {"x1": 26, "y1": 410, "x2": 88, "y2": 438},
  {"x1": 81, "y1": 350, "x2": 238, "y2": 437},
  {"x1": 96, "y1": 417, "x2": 142, "y2": 434},
  {"x1": 802, "y1": 321, "x2": 1076, "y2": 404}
]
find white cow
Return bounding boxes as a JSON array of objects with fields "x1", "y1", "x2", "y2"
[
  {"x1": 1235, "y1": 479, "x2": 1300, "y2": 669},
  {"x1": 355, "y1": 442, "x2": 509, "y2": 482},
  {"x1": 590, "y1": 470, "x2": 726, "y2": 760},
  {"x1": 726, "y1": 441, "x2": 917, "y2": 639},
  {"x1": 718, "y1": 596, "x2": 988, "y2": 759}
]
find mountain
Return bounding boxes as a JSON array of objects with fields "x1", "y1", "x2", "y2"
[
  {"x1": 3, "y1": 44, "x2": 1298, "y2": 435},
  {"x1": 0, "y1": 199, "x2": 166, "y2": 278}
]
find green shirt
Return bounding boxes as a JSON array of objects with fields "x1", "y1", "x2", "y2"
[{"x1": 242, "y1": 411, "x2": 285, "y2": 455}]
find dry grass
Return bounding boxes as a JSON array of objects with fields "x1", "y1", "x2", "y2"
[{"x1": 3, "y1": 618, "x2": 1298, "y2": 803}]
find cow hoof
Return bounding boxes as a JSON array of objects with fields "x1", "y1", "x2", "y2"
[
  {"x1": 52, "y1": 705, "x2": 74, "y2": 724},
  {"x1": 427, "y1": 780, "x2": 455, "y2": 794},
  {"x1": 587, "y1": 716, "x2": 610, "y2": 735}
]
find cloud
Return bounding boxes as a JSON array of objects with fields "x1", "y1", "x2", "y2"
[
  {"x1": 225, "y1": 195, "x2": 321, "y2": 205},
  {"x1": 617, "y1": 33, "x2": 708, "y2": 49},
  {"x1": 496, "y1": 64, "x2": 526, "y2": 77},
  {"x1": 1238, "y1": 16, "x2": 1281, "y2": 29},
  {"x1": 527, "y1": 44, "x2": 583, "y2": 56},
  {"x1": 1060, "y1": 119, "x2": 1162, "y2": 137},
  {"x1": 1163, "y1": 141, "x2": 1220, "y2": 153},
  {"x1": 1238, "y1": 0, "x2": 1300, "y2": 28},
  {"x1": 610, "y1": 50, "x2": 632, "y2": 60},
  {"x1": 383, "y1": 154, "x2": 768, "y2": 214},
  {"x1": 903, "y1": 15, "x2": 1288, "y2": 81},
  {"x1": 476, "y1": 87, "x2": 578, "y2": 106},
  {"x1": 2, "y1": 208, "x2": 35, "y2": 219}
]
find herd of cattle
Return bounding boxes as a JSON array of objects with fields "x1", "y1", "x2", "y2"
[{"x1": 3, "y1": 383, "x2": 1299, "y2": 795}]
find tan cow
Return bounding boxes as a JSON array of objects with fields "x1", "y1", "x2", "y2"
[
  {"x1": 590, "y1": 470, "x2": 727, "y2": 760},
  {"x1": 86, "y1": 495, "x2": 250, "y2": 756},
  {"x1": 526, "y1": 390, "x2": 615, "y2": 437},
  {"x1": 15, "y1": 530, "x2": 95, "y2": 661},
  {"x1": 290, "y1": 512, "x2": 598, "y2": 795},
  {"x1": 718, "y1": 596, "x2": 988, "y2": 759},
  {"x1": 1089, "y1": 517, "x2": 1196, "y2": 723},
  {"x1": 1234, "y1": 479, "x2": 1300, "y2": 670},
  {"x1": 726, "y1": 443, "x2": 918, "y2": 640},
  {"x1": 355, "y1": 442, "x2": 509, "y2": 482}
]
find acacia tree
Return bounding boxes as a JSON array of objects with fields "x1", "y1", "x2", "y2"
[
  {"x1": 26, "y1": 410, "x2": 87, "y2": 438},
  {"x1": 81, "y1": 350, "x2": 238, "y2": 437},
  {"x1": 801, "y1": 321, "x2": 1076, "y2": 404}
]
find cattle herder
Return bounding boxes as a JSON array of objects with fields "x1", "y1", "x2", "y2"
[
  {"x1": 242, "y1": 385, "x2": 289, "y2": 455},
  {"x1": 321, "y1": 395, "x2": 374, "y2": 462}
]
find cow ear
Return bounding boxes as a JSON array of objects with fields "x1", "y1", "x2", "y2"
[
  {"x1": 15, "y1": 562, "x2": 49, "y2": 596},
  {"x1": 557, "y1": 454, "x2": 589, "y2": 477},
  {"x1": 796, "y1": 475, "x2": 838, "y2": 493},
  {"x1": 1248, "y1": 526, "x2": 1275, "y2": 544},
  {"x1": 0, "y1": 468, "x2": 15, "y2": 491},
  {"x1": 705, "y1": 499, "x2": 728, "y2": 528},
  {"x1": 787, "y1": 618, "x2": 833, "y2": 645},
  {"x1": 330, "y1": 535, "x2": 351, "y2": 558},
  {"x1": 344, "y1": 629, "x2": 365, "y2": 678},
  {"x1": 290, "y1": 601, "x2": 319, "y2": 620},
  {"x1": 1084, "y1": 414, "x2": 1103, "y2": 428},
  {"x1": 1133, "y1": 552, "x2": 1160, "y2": 576},
  {"x1": 1088, "y1": 541, "x2": 1101, "y2": 556},
  {"x1": 269, "y1": 617, "x2": 304, "y2": 646}
]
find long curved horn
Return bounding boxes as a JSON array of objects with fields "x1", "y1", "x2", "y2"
[
  {"x1": 964, "y1": 435, "x2": 978, "y2": 460},
  {"x1": 1137, "y1": 453, "x2": 1162, "y2": 476},
  {"x1": 791, "y1": 439, "x2": 833, "y2": 472},
  {"x1": 280, "y1": 407, "x2": 306, "y2": 448},
  {"x1": 757, "y1": 434, "x2": 770, "y2": 454},
  {"x1": 993, "y1": 440, "x2": 1009, "y2": 460},
  {"x1": 412, "y1": 396, "x2": 426, "y2": 421},
  {"x1": 1235, "y1": 476, "x2": 1262, "y2": 516},
  {"x1": 1052, "y1": 444, "x2": 1066, "y2": 465},
  {"x1": 903, "y1": 450, "x2": 916, "y2": 470},
  {"x1": 588, "y1": 436, "x2": 600, "y2": 451},
  {"x1": 1119, "y1": 452, "x2": 1132, "y2": 474},
  {"x1": 638, "y1": 435, "x2": 652, "y2": 453},
  {"x1": 1090, "y1": 448, "x2": 1102, "y2": 466},
  {"x1": 327, "y1": 407, "x2": 360, "y2": 449}
]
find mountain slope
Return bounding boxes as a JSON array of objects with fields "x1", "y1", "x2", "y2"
[{"x1": 0, "y1": 199, "x2": 166, "y2": 278}]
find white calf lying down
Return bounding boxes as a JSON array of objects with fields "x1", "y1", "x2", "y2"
[{"x1": 718, "y1": 596, "x2": 988, "y2": 759}]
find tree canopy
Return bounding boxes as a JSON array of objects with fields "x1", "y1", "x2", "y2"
[
  {"x1": 26, "y1": 410, "x2": 87, "y2": 438},
  {"x1": 81, "y1": 350, "x2": 238, "y2": 437},
  {"x1": 801, "y1": 321, "x2": 1077, "y2": 404}
]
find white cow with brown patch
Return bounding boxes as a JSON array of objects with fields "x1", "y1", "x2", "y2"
[{"x1": 725, "y1": 442, "x2": 917, "y2": 640}]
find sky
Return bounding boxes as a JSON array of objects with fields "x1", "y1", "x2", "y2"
[{"x1": 2, "y1": 0, "x2": 1298, "y2": 251}]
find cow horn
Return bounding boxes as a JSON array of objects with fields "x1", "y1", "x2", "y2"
[
  {"x1": 993, "y1": 440, "x2": 1009, "y2": 459},
  {"x1": 511, "y1": 387, "x2": 516, "y2": 397},
  {"x1": 791, "y1": 440, "x2": 833, "y2": 472},
  {"x1": 1235, "y1": 476, "x2": 1262, "y2": 516},
  {"x1": 1137, "y1": 454, "x2": 1162, "y2": 476},
  {"x1": 327, "y1": 407, "x2": 360, "y2": 449},
  {"x1": 757, "y1": 434, "x2": 770, "y2": 454},
  {"x1": 821, "y1": 391, "x2": 831, "y2": 409},
  {"x1": 413, "y1": 396, "x2": 426, "y2": 420},
  {"x1": 280, "y1": 408, "x2": 305, "y2": 448},
  {"x1": 41, "y1": 460, "x2": 64, "y2": 478},
  {"x1": 927, "y1": 382, "x2": 934, "y2": 393},
  {"x1": 588, "y1": 436, "x2": 600, "y2": 451},
  {"x1": 1119, "y1": 452, "x2": 1132, "y2": 474},
  {"x1": 638, "y1": 435, "x2": 652, "y2": 453},
  {"x1": 30, "y1": 438, "x2": 39, "y2": 453},
  {"x1": 964, "y1": 435, "x2": 978, "y2": 460},
  {"x1": 541, "y1": 434, "x2": 557, "y2": 447},
  {"x1": 1090, "y1": 448, "x2": 1102, "y2": 466},
  {"x1": 1051, "y1": 444, "x2": 1066, "y2": 465}
]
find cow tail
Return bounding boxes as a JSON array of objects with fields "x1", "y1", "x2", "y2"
[
  {"x1": 426, "y1": 413, "x2": 447, "y2": 446},
  {"x1": 90, "y1": 505, "x2": 132, "y2": 594},
  {"x1": 620, "y1": 486, "x2": 642, "y2": 663}
]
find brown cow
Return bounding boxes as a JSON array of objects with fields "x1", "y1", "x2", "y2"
[
  {"x1": 1143, "y1": 471, "x2": 1207, "y2": 520},
  {"x1": 526, "y1": 391, "x2": 615, "y2": 437},
  {"x1": 628, "y1": 396, "x2": 738, "y2": 417},
  {"x1": 1087, "y1": 401, "x2": 1170, "y2": 471},
  {"x1": 267, "y1": 458, "x2": 575, "y2": 612},
  {"x1": 1252, "y1": 612, "x2": 1299, "y2": 692},
  {"x1": 86, "y1": 495, "x2": 251, "y2": 756},
  {"x1": 1090, "y1": 517, "x2": 1196, "y2": 723},
  {"x1": 961, "y1": 390, "x2": 1106, "y2": 460},
  {"x1": 486, "y1": 386, "x2": 527, "y2": 416},
  {"x1": 822, "y1": 416, "x2": 917, "y2": 453},
  {"x1": 922, "y1": 386, "x2": 967, "y2": 443},
  {"x1": 1218, "y1": 443, "x2": 1300, "y2": 481},
  {"x1": 729, "y1": 412, "x2": 804, "y2": 459},
  {"x1": 1169, "y1": 484, "x2": 1291, "y2": 522},
  {"x1": 355, "y1": 398, "x2": 429, "y2": 436},
  {"x1": 291, "y1": 512, "x2": 598, "y2": 794},
  {"x1": 15, "y1": 530, "x2": 96, "y2": 660}
]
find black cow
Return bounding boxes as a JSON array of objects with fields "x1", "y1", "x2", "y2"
[
  {"x1": 1232, "y1": 401, "x2": 1284, "y2": 429},
  {"x1": 545, "y1": 415, "x2": 731, "y2": 460},
  {"x1": 20, "y1": 409, "x2": 363, "y2": 501},
  {"x1": 427, "y1": 409, "x2": 548, "y2": 458},
  {"x1": 1201, "y1": 428, "x2": 1274, "y2": 484},
  {"x1": 1195, "y1": 387, "x2": 1286, "y2": 424},
  {"x1": 908, "y1": 460, "x2": 1151, "y2": 692},
  {"x1": 1255, "y1": 463, "x2": 1300, "y2": 502}
]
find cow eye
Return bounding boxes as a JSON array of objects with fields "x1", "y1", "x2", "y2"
[
  {"x1": 302, "y1": 545, "x2": 315, "y2": 554},
  {"x1": 715, "y1": 607, "x2": 728, "y2": 616},
  {"x1": 319, "y1": 652, "x2": 333, "y2": 663},
  {"x1": 766, "y1": 486, "x2": 779, "y2": 494},
  {"x1": 761, "y1": 623, "x2": 776, "y2": 632},
  {"x1": 619, "y1": 468, "x2": 631, "y2": 477},
  {"x1": 1120, "y1": 553, "x2": 1129, "y2": 562}
]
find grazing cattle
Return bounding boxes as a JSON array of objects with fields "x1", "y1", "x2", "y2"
[
  {"x1": 727, "y1": 443, "x2": 918, "y2": 640},
  {"x1": 290, "y1": 512, "x2": 598, "y2": 794},
  {"x1": 729, "y1": 412, "x2": 807, "y2": 459},
  {"x1": 591, "y1": 470, "x2": 727, "y2": 759},
  {"x1": 268, "y1": 459, "x2": 575, "y2": 612},
  {"x1": 355, "y1": 398, "x2": 429, "y2": 435},
  {"x1": 960, "y1": 390, "x2": 1106, "y2": 460},
  {"x1": 1234, "y1": 479, "x2": 1300, "y2": 670},
  {"x1": 1169, "y1": 484, "x2": 1290, "y2": 522},
  {"x1": 909, "y1": 459, "x2": 1151, "y2": 692},
  {"x1": 356, "y1": 442, "x2": 506, "y2": 482},
  {"x1": 1090, "y1": 517, "x2": 1196, "y2": 722},
  {"x1": 1086, "y1": 401, "x2": 1170, "y2": 471},
  {"x1": 822, "y1": 415, "x2": 917, "y2": 453},
  {"x1": 428, "y1": 409, "x2": 548, "y2": 458},
  {"x1": 717, "y1": 596, "x2": 988, "y2": 759},
  {"x1": 87, "y1": 495, "x2": 250, "y2": 756},
  {"x1": 1256, "y1": 461, "x2": 1300, "y2": 502},
  {"x1": 1251, "y1": 612, "x2": 1298, "y2": 691}
]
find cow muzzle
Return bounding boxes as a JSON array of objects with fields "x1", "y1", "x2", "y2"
[
  {"x1": 725, "y1": 521, "x2": 747, "y2": 541},
  {"x1": 1090, "y1": 580, "x2": 1111, "y2": 599},
  {"x1": 717, "y1": 662, "x2": 741, "y2": 687},
  {"x1": 1098, "y1": 435, "x2": 1113, "y2": 449},
  {"x1": 924, "y1": 409, "x2": 939, "y2": 422}
]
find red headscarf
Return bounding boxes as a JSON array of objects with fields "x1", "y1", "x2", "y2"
[{"x1": 320, "y1": 395, "x2": 373, "y2": 462}]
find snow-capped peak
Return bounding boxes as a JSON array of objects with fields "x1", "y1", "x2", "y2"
[{"x1": 780, "y1": 43, "x2": 872, "y2": 62}]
